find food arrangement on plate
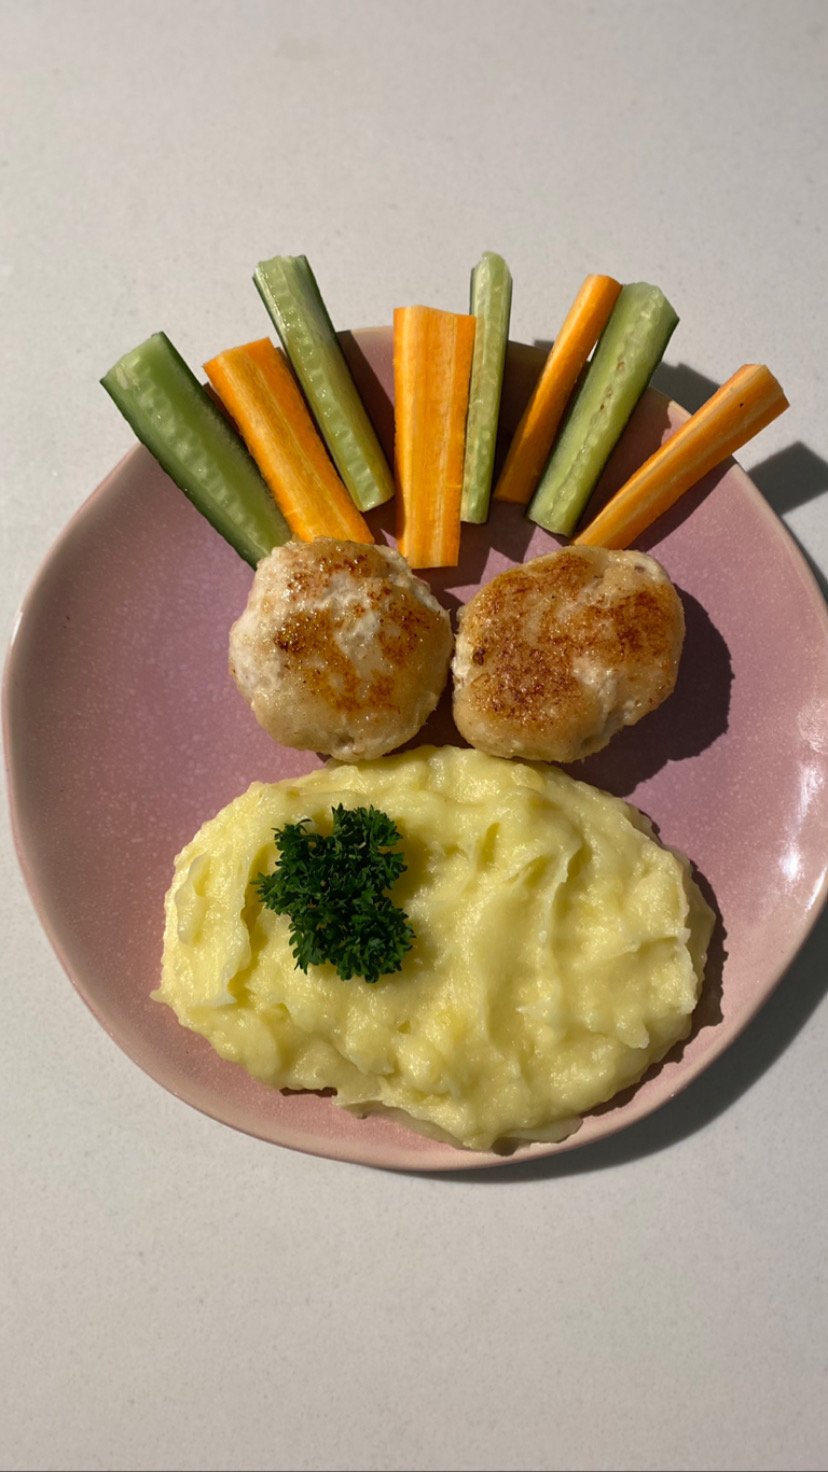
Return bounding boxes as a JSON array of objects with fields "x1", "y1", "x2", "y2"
[{"x1": 95, "y1": 253, "x2": 790, "y2": 1153}]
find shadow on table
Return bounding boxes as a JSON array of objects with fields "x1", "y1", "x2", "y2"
[{"x1": 421, "y1": 898, "x2": 828, "y2": 1185}]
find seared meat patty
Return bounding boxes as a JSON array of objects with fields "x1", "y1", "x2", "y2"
[
  {"x1": 452, "y1": 546, "x2": 685, "y2": 763},
  {"x1": 230, "y1": 539, "x2": 453, "y2": 760}
]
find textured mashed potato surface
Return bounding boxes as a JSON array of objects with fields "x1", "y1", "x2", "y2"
[{"x1": 156, "y1": 747, "x2": 713, "y2": 1150}]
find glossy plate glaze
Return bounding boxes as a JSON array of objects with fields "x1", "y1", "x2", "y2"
[{"x1": 5, "y1": 328, "x2": 828, "y2": 1171}]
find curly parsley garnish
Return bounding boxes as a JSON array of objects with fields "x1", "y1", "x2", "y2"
[{"x1": 255, "y1": 805, "x2": 415, "y2": 985}]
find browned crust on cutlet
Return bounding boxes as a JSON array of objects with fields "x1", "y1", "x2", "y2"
[
  {"x1": 230, "y1": 539, "x2": 453, "y2": 759},
  {"x1": 453, "y1": 547, "x2": 684, "y2": 760}
]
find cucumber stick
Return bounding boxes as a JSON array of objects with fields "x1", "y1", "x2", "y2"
[
  {"x1": 254, "y1": 254, "x2": 394, "y2": 511},
  {"x1": 101, "y1": 333, "x2": 291, "y2": 566},
  {"x1": 461, "y1": 251, "x2": 513, "y2": 523},
  {"x1": 528, "y1": 283, "x2": 679, "y2": 536}
]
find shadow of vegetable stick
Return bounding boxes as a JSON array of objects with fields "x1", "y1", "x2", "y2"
[
  {"x1": 747, "y1": 442, "x2": 828, "y2": 518},
  {"x1": 652, "y1": 360, "x2": 720, "y2": 413},
  {"x1": 337, "y1": 329, "x2": 396, "y2": 464}
]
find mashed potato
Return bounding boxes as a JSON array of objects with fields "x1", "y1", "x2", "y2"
[{"x1": 155, "y1": 747, "x2": 713, "y2": 1151}]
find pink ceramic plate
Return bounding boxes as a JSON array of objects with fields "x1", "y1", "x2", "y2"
[{"x1": 5, "y1": 329, "x2": 828, "y2": 1172}]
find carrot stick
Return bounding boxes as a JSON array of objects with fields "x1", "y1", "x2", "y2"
[
  {"x1": 204, "y1": 338, "x2": 373, "y2": 544},
  {"x1": 493, "y1": 274, "x2": 621, "y2": 505},
  {"x1": 394, "y1": 306, "x2": 476, "y2": 567},
  {"x1": 574, "y1": 364, "x2": 789, "y2": 549}
]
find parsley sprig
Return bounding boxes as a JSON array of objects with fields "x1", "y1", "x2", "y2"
[{"x1": 255, "y1": 805, "x2": 415, "y2": 985}]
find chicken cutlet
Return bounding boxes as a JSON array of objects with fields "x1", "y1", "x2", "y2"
[
  {"x1": 452, "y1": 545, "x2": 685, "y2": 763},
  {"x1": 230, "y1": 539, "x2": 453, "y2": 760}
]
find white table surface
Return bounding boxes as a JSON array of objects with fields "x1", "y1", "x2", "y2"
[{"x1": 2, "y1": 3, "x2": 827, "y2": 1470}]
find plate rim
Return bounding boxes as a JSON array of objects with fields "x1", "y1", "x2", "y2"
[{"x1": 5, "y1": 336, "x2": 828, "y2": 1172}]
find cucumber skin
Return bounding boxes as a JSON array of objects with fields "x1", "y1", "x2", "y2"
[
  {"x1": 528, "y1": 283, "x2": 679, "y2": 536},
  {"x1": 254, "y1": 255, "x2": 394, "y2": 512},
  {"x1": 461, "y1": 252, "x2": 513, "y2": 524},
  {"x1": 101, "y1": 333, "x2": 291, "y2": 567}
]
